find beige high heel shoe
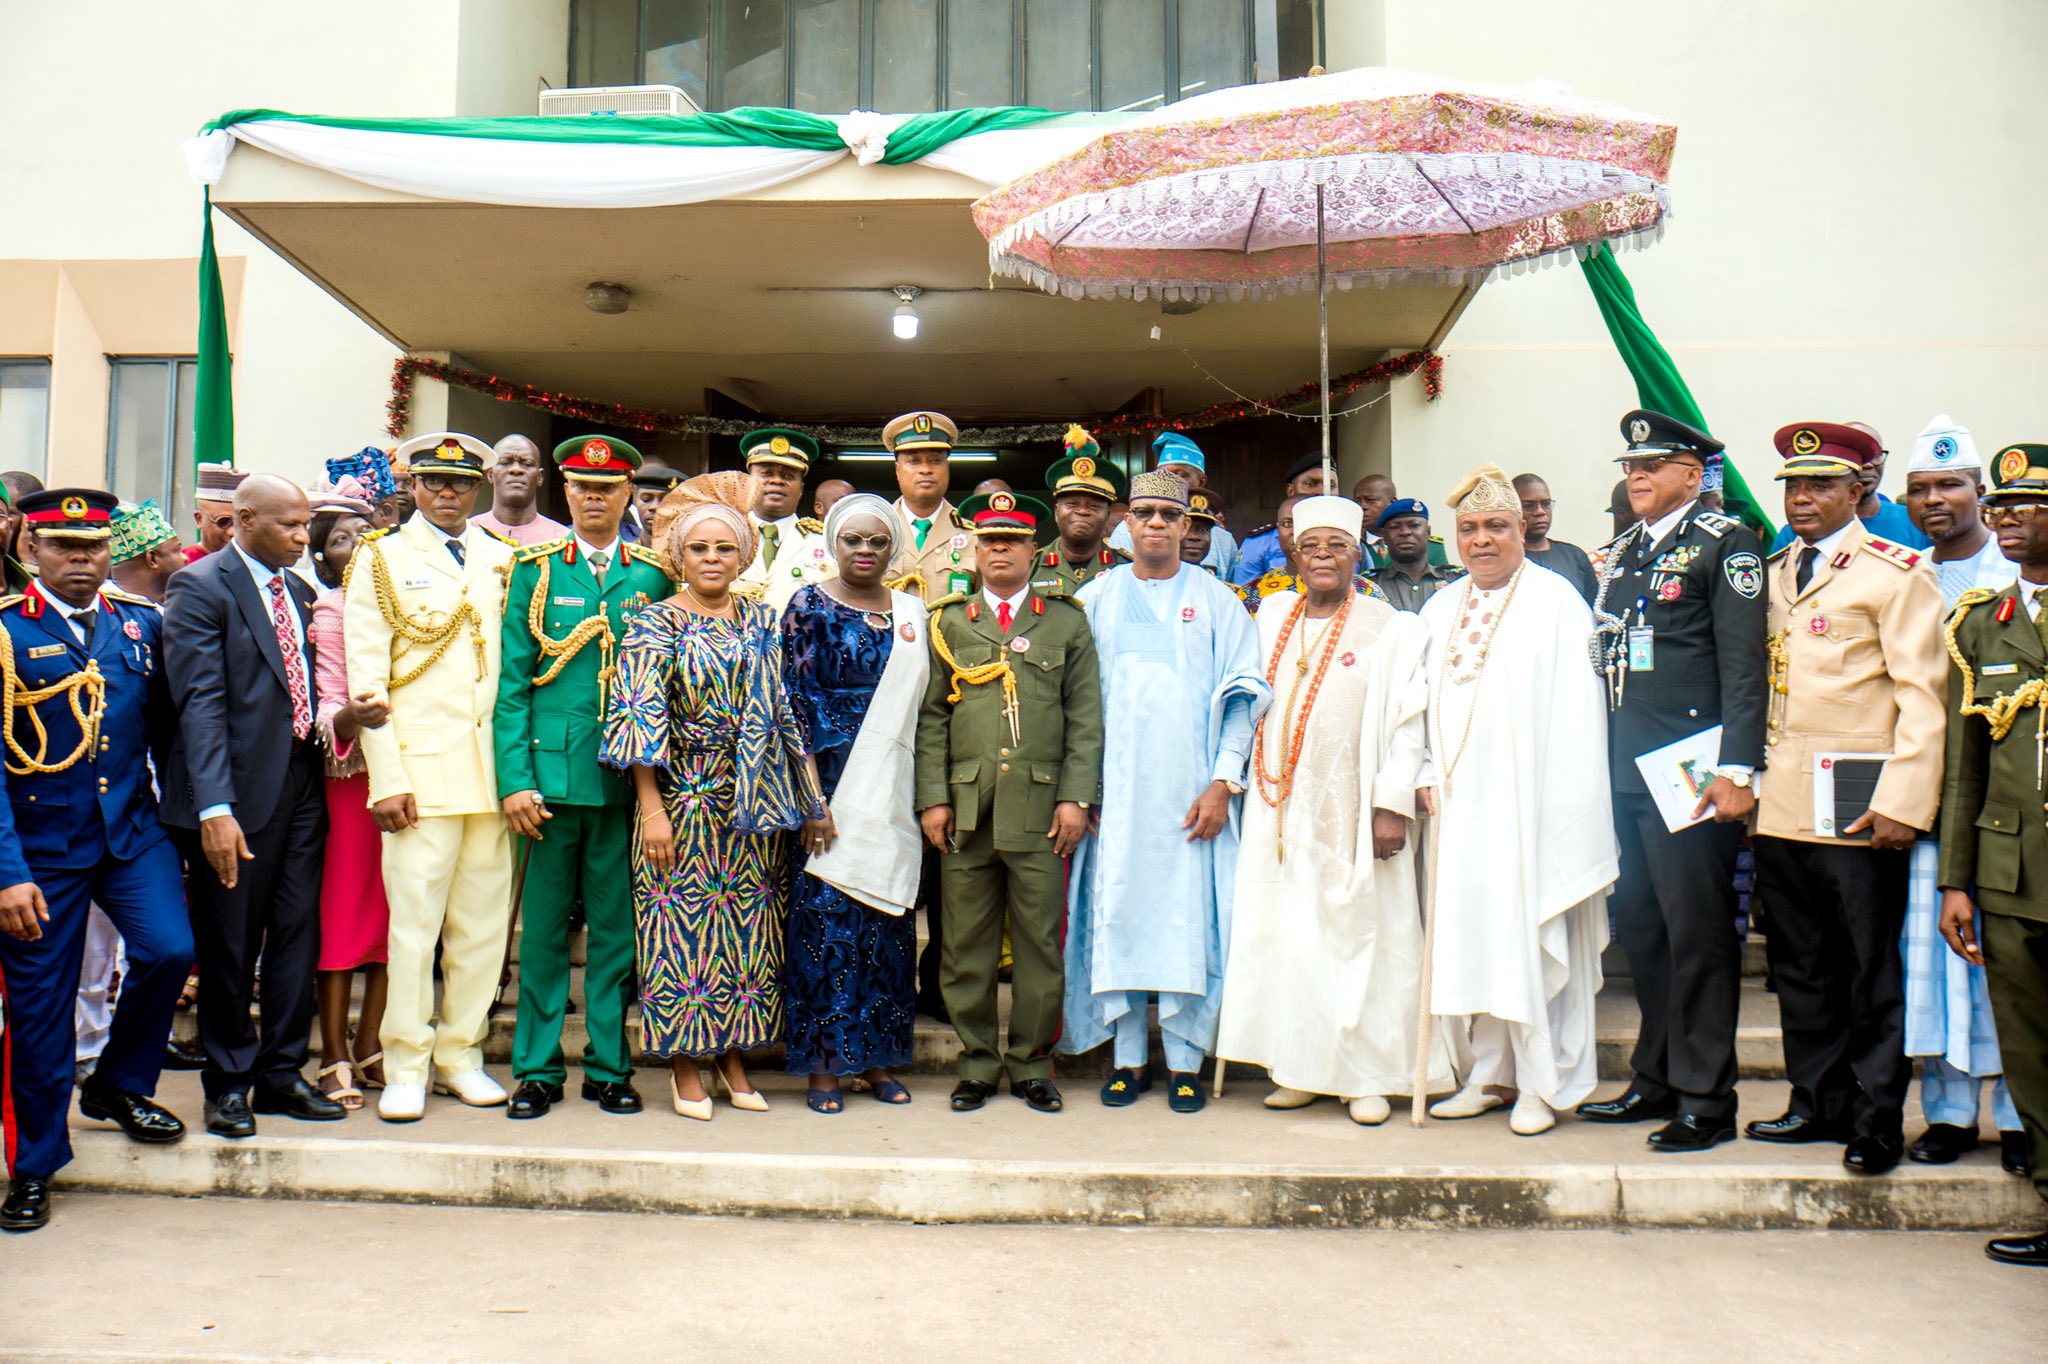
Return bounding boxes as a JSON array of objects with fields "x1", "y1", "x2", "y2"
[
  {"x1": 712, "y1": 1063, "x2": 769, "y2": 1112},
  {"x1": 669, "y1": 1070, "x2": 712, "y2": 1122}
]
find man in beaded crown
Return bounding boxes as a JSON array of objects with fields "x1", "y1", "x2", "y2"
[{"x1": 1416, "y1": 463, "x2": 1617, "y2": 1137}]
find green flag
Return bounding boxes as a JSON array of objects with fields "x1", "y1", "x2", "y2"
[
  {"x1": 1578, "y1": 243, "x2": 1773, "y2": 539},
  {"x1": 195, "y1": 191, "x2": 234, "y2": 467}
]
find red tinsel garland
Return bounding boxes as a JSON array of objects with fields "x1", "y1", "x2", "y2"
[{"x1": 385, "y1": 349, "x2": 1442, "y2": 443}]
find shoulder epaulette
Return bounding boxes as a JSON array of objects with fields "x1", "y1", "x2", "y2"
[
  {"x1": 360, "y1": 526, "x2": 394, "y2": 545},
  {"x1": 1766, "y1": 543, "x2": 1791, "y2": 562},
  {"x1": 795, "y1": 517, "x2": 824, "y2": 535},
  {"x1": 1428, "y1": 534, "x2": 1446, "y2": 545},
  {"x1": 1445, "y1": 563, "x2": 1469, "y2": 578},
  {"x1": 1246, "y1": 523, "x2": 1275, "y2": 538},
  {"x1": 0, "y1": 593, "x2": 23, "y2": 613},
  {"x1": 1108, "y1": 545, "x2": 1133, "y2": 562},
  {"x1": 1692, "y1": 510, "x2": 1738, "y2": 539},
  {"x1": 1033, "y1": 580, "x2": 1075, "y2": 601},
  {"x1": 623, "y1": 542, "x2": 674, "y2": 575},
  {"x1": 1860, "y1": 536, "x2": 1924, "y2": 570},
  {"x1": 927, "y1": 592, "x2": 968, "y2": 612},
  {"x1": 514, "y1": 536, "x2": 571, "y2": 563},
  {"x1": 475, "y1": 525, "x2": 517, "y2": 547},
  {"x1": 102, "y1": 587, "x2": 161, "y2": 610}
]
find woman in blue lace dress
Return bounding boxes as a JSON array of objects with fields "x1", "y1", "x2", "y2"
[{"x1": 780, "y1": 495, "x2": 922, "y2": 1113}]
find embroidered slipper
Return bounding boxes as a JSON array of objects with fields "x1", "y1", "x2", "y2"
[
  {"x1": 1167, "y1": 1071, "x2": 1207, "y2": 1114},
  {"x1": 1100, "y1": 1067, "x2": 1151, "y2": 1107}
]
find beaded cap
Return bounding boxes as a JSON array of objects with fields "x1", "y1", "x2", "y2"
[
  {"x1": 1128, "y1": 470, "x2": 1190, "y2": 505},
  {"x1": 1447, "y1": 463, "x2": 1519, "y2": 516}
]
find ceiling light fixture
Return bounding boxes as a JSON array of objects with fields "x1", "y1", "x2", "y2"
[
  {"x1": 891, "y1": 284, "x2": 922, "y2": 340},
  {"x1": 584, "y1": 281, "x2": 631, "y2": 315}
]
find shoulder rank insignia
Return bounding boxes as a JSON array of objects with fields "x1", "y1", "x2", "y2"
[
  {"x1": 1042, "y1": 550, "x2": 1060, "y2": 566},
  {"x1": 1860, "y1": 536, "x2": 1924, "y2": 570},
  {"x1": 476, "y1": 524, "x2": 517, "y2": 547},
  {"x1": 102, "y1": 586, "x2": 161, "y2": 610},
  {"x1": 1766, "y1": 542, "x2": 1791, "y2": 561},
  {"x1": 1692, "y1": 510, "x2": 1737, "y2": 538},
  {"x1": 623, "y1": 542, "x2": 675, "y2": 575},
  {"x1": 795, "y1": 517, "x2": 824, "y2": 535},
  {"x1": 1952, "y1": 586, "x2": 2000, "y2": 612},
  {"x1": 515, "y1": 537, "x2": 570, "y2": 563},
  {"x1": 0, "y1": 593, "x2": 23, "y2": 614}
]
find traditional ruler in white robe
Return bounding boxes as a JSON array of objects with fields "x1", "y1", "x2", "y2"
[
  {"x1": 1216, "y1": 591, "x2": 1456, "y2": 1098},
  {"x1": 1420, "y1": 563, "x2": 1617, "y2": 1109},
  {"x1": 1063, "y1": 563, "x2": 1270, "y2": 1058}
]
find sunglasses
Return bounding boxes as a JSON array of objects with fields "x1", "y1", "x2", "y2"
[
  {"x1": 1619, "y1": 455, "x2": 1702, "y2": 476},
  {"x1": 1131, "y1": 506, "x2": 1187, "y2": 524},
  {"x1": 1983, "y1": 502, "x2": 2047, "y2": 523}
]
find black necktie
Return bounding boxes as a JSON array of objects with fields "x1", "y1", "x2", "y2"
[
  {"x1": 1796, "y1": 546, "x2": 1819, "y2": 593},
  {"x1": 446, "y1": 538, "x2": 466, "y2": 568},
  {"x1": 74, "y1": 610, "x2": 95, "y2": 647}
]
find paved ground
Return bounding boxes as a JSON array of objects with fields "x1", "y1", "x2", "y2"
[{"x1": 0, "y1": 1196, "x2": 2041, "y2": 1362}]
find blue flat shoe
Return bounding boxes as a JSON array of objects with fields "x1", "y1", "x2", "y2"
[
  {"x1": 806, "y1": 1085, "x2": 844, "y2": 1115},
  {"x1": 1100, "y1": 1067, "x2": 1151, "y2": 1107},
  {"x1": 1167, "y1": 1071, "x2": 1206, "y2": 1114},
  {"x1": 870, "y1": 1078, "x2": 912, "y2": 1105}
]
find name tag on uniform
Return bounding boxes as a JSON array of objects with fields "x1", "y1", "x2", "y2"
[
  {"x1": 552, "y1": 595, "x2": 586, "y2": 607},
  {"x1": 1982, "y1": 662, "x2": 2020, "y2": 676},
  {"x1": 948, "y1": 572, "x2": 971, "y2": 595},
  {"x1": 26, "y1": 643, "x2": 65, "y2": 659},
  {"x1": 403, "y1": 576, "x2": 433, "y2": 589}
]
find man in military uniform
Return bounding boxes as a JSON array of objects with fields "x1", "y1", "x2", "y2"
[
  {"x1": 1576, "y1": 411, "x2": 1767, "y2": 1152},
  {"x1": 735, "y1": 427, "x2": 833, "y2": 609},
  {"x1": 496, "y1": 434, "x2": 674, "y2": 1121},
  {"x1": 1183, "y1": 490, "x2": 1228, "y2": 573},
  {"x1": 627, "y1": 460, "x2": 683, "y2": 544},
  {"x1": 1749, "y1": 421, "x2": 1946, "y2": 1174},
  {"x1": 0, "y1": 490, "x2": 192, "y2": 1233},
  {"x1": 883, "y1": 410, "x2": 976, "y2": 606},
  {"x1": 343, "y1": 430, "x2": 518, "y2": 1123},
  {"x1": 1369, "y1": 498, "x2": 1464, "y2": 612},
  {"x1": 1032, "y1": 424, "x2": 1130, "y2": 595},
  {"x1": 1939, "y1": 441, "x2": 2048, "y2": 1266},
  {"x1": 916, "y1": 490, "x2": 1102, "y2": 1114}
]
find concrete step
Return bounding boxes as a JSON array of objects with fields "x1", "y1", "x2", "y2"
[
  {"x1": 186, "y1": 971, "x2": 1790, "y2": 1083},
  {"x1": 60, "y1": 1072, "x2": 2032, "y2": 1231}
]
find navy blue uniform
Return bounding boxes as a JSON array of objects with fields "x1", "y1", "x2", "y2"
[{"x1": 0, "y1": 583, "x2": 191, "y2": 1180}]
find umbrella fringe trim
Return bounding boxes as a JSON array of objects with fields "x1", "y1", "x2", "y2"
[{"x1": 989, "y1": 221, "x2": 1667, "y2": 301}]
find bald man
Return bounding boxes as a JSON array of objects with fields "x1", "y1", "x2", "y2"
[
  {"x1": 161, "y1": 473, "x2": 343, "y2": 1135},
  {"x1": 473, "y1": 435, "x2": 567, "y2": 546},
  {"x1": 813, "y1": 478, "x2": 856, "y2": 519}
]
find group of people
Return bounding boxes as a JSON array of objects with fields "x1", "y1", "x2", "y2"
[{"x1": 0, "y1": 405, "x2": 2043, "y2": 1271}]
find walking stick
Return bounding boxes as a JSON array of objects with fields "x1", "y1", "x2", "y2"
[
  {"x1": 1411, "y1": 785, "x2": 1443, "y2": 1126},
  {"x1": 493, "y1": 831, "x2": 538, "y2": 1015}
]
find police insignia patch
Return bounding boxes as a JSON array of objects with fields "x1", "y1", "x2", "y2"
[
  {"x1": 1724, "y1": 551, "x2": 1763, "y2": 599},
  {"x1": 1628, "y1": 417, "x2": 1651, "y2": 444}
]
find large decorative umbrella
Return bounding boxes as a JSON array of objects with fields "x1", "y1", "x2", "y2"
[{"x1": 972, "y1": 68, "x2": 1678, "y2": 478}]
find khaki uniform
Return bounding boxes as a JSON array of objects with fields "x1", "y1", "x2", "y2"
[
  {"x1": 1753, "y1": 522, "x2": 1946, "y2": 1140},
  {"x1": 739, "y1": 513, "x2": 835, "y2": 611},
  {"x1": 914, "y1": 588, "x2": 1103, "y2": 1083},
  {"x1": 342, "y1": 516, "x2": 517, "y2": 1089},
  {"x1": 1939, "y1": 581, "x2": 2048, "y2": 1207},
  {"x1": 887, "y1": 500, "x2": 977, "y2": 605}
]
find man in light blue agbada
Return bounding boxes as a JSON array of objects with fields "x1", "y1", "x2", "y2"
[{"x1": 1065, "y1": 470, "x2": 1270, "y2": 1114}]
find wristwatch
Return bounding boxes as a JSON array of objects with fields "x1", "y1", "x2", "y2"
[
  {"x1": 1222, "y1": 779, "x2": 1246, "y2": 796},
  {"x1": 1717, "y1": 768, "x2": 1753, "y2": 789}
]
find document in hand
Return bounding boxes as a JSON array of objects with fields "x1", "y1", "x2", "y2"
[
  {"x1": 1633, "y1": 725, "x2": 1723, "y2": 833},
  {"x1": 1813, "y1": 753, "x2": 1891, "y2": 840}
]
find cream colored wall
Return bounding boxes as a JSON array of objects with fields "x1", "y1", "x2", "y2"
[
  {"x1": 0, "y1": 0, "x2": 566, "y2": 490},
  {"x1": 1332, "y1": 0, "x2": 2048, "y2": 551}
]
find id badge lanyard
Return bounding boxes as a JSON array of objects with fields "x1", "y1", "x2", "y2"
[{"x1": 1627, "y1": 597, "x2": 1654, "y2": 672}]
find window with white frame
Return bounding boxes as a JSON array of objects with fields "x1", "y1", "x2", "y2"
[
  {"x1": 0, "y1": 360, "x2": 52, "y2": 479},
  {"x1": 107, "y1": 357, "x2": 199, "y2": 539}
]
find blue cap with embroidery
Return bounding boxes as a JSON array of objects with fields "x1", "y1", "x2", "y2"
[
  {"x1": 1376, "y1": 497, "x2": 1430, "y2": 529},
  {"x1": 1150, "y1": 431, "x2": 1206, "y2": 473}
]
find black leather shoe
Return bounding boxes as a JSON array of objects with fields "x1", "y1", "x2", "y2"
[
  {"x1": 78, "y1": 1082, "x2": 186, "y2": 1144},
  {"x1": 581, "y1": 1079, "x2": 642, "y2": 1115},
  {"x1": 918, "y1": 994, "x2": 952, "y2": 1026},
  {"x1": 1843, "y1": 1134, "x2": 1904, "y2": 1175},
  {"x1": 1647, "y1": 1113, "x2": 1737, "y2": 1153},
  {"x1": 1745, "y1": 1111, "x2": 1851, "y2": 1144},
  {"x1": 507, "y1": 1081, "x2": 564, "y2": 1119},
  {"x1": 1577, "y1": 1089, "x2": 1679, "y2": 1124},
  {"x1": 2002, "y1": 1131, "x2": 2030, "y2": 1177},
  {"x1": 1908, "y1": 1123, "x2": 1980, "y2": 1164},
  {"x1": 1985, "y1": 1231, "x2": 2048, "y2": 1267},
  {"x1": 162, "y1": 1038, "x2": 210, "y2": 1070},
  {"x1": 1013, "y1": 1077, "x2": 1063, "y2": 1113},
  {"x1": 1, "y1": 1178, "x2": 51, "y2": 1232},
  {"x1": 950, "y1": 1079, "x2": 998, "y2": 1112},
  {"x1": 252, "y1": 1076, "x2": 347, "y2": 1121},
  {"x1": 205, "y1": 1092, "x2": 257, "y2": 1139}
]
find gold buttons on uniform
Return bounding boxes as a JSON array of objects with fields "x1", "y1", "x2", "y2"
[
  {"x1": 1000, "y1": 747, "x2": 1011, "y2": 757},
  {"x1": 999, "y1": 763, "x2": 1011, "y2": 772}
]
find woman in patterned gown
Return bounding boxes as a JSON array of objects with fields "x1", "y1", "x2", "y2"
[
  {"x1": 603, "y1": 473, "x2": 823, "y2": 1120},
  {"x1": 780, "y1": 494, "x2": 923, "y2": 1113}
]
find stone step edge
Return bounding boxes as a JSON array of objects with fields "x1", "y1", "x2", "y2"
[{"x1": 62, "y1": 1137, "x2": 2029, "y2": 1231}]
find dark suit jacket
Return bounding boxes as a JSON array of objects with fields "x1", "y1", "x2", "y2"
[{"x1": 159, "y1": 545, "x2": 319, "y2": 832}]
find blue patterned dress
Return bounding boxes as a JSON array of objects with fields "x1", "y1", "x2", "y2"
[
  {"x1": 779, "y1": 586, "x2": 918, "y2": 1075},
  {"x1": 602, "y1": 598, "x2": 823, "y2": 1058}
]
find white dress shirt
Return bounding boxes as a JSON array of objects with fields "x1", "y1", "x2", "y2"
[{"x1": 981, "y1": 584, "x2": 1029, "y2": 624}]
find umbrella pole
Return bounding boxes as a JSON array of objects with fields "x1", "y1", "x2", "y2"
[{"x1": 1317, "y1": 182, "x2": 1332, "y2": 488}]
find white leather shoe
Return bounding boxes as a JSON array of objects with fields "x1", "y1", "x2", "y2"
[
  {"x1": 433, "y1": 1069, "x2": 508, "y2": 1107},
  {"x1": 1347, "y1": 1095, "x2": 1391, "y2": 1126},
  {"x1": 1263, "y1": 1087, "x2": 1318, "y2": 1110},
  {"x1": 1429, "y1": 1083, "x2": 1508, "y2": 1120},
  {"x1": 378, "y1": 1083, "x2": 426, "y2": 1123},
  {"x1": 1509, "y1": 1093, "x2": 1556, "y2": 1135}
]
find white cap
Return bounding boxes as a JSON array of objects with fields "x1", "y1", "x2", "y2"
[
  {"x1": 1906, "y1": 414, "x2": 1979, "y2": 473},
  {"x1": 1292, "y1": 494, "x2": 1363, "y2": 542}
]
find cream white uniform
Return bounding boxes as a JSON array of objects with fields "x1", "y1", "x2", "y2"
[
  {"x1": 739, "y1": 512, "x2": 835, "y2": 610},
  {"x1": 343, "y1": 490, "x2": 516, "y2": 1103}
]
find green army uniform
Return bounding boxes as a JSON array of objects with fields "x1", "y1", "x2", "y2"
[
  {"x1": 1033, "y1": 543, "x2": 1129, "y2": 595},
  {"x1": 496, "y1": 433, "x2": 675, "y2": 1094},
  {"x1": 1368, "y1": 534, "x2": 1449, "y2": 570},
  {"x1": 915, "y1": 491, "x2": 1104, "y2": 1088},
  {"x1": 1033, "y1": 426, "x2": 1132, "y2": 596},
  {"x1": 1939, "y1": 441, "x2": 2048, "y2": 1221}
]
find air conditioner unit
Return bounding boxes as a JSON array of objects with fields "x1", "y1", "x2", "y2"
[{"x1": 539, "y1": 84, "x2": 702, "y2": 118}]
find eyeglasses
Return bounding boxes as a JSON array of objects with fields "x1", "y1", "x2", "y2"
[
  {"x1": 1619, "y1": 456, "x2": 1701, "y2": 476},
  {"x1": 413, "y1": 474, "x2": 472, "y2": 494},
  {"x1": 204, "y1": 513, "x2": 234, "y2": 530},
  {"x1": 683, "y1": 541, "x2": 742, "y2": 555},
  {"x1": 1131, "y1": 506, "x2": 1186, "y2": 524},
  {"x1": 1983, "y1": 502, "x2": 2047, "y2": 523},
  {"x1": 836, "y1": 533, "x2": 893, "y2": 553}
]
